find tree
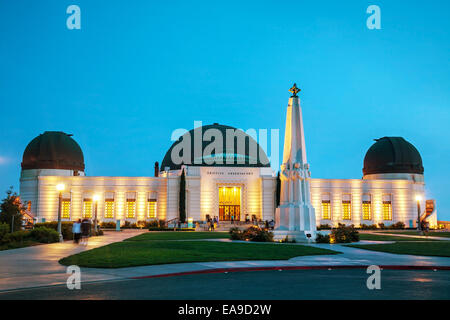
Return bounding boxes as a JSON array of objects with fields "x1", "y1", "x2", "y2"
[
  {"x1": 0, "y1": 187, "x2": 24, "y2": 232},
  {"x1": 179, "y1": 169, "x2": 186, "y2": 223},
  {"x1": 275, "y1": 171, "x2": 281, "y2": 207}
]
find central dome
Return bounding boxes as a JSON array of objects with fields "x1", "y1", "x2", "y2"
[
  {"x1": 363, "y1": 137, "x2": 424, "y2": 176},
  {"x1": 22, "y1": 131, "x2": 85, "y2": 172},
  {"x1": 161, "y1": 123, "x2": 270, "y2": 171}
]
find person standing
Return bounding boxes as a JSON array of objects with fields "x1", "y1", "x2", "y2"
[
  {"x1": 72, "y1": 219, "x2": 82, "y2": 244},
  {"x1": 81, "y1": 218, "x2": 91, "y2": 245}
]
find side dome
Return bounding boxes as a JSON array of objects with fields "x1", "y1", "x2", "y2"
[
  {"x1": 161, "y1": 123, "x2": 270, "y2": 171},
  {"x1": 22, "y1": 131, "x2": 85, "y2": 171},
  {"x1": 363, "y1": 137, "x2": 424, "y2": 176}
]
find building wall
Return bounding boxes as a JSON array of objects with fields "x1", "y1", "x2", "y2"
[
  {"x1": 20, "y1": 166, "x2": 277, "y2": 224},
  {"x1": 21, "y1": 173, "x2": 162, "y2": 224},
  {"x1": 311, "y1": 177, "x2": 425, "y2": 227}
]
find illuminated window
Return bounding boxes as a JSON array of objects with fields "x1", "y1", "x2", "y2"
[
  {"x1": 148, "y1": 199, "x2": 157, "y2": 219},
  {"x1": 126, "y1": 192, "x2": 136, "y2": 219},
  {"x1": 321, "y1": 201, "x2": 331, "y2": 220},
  {"x1": 362, "y1": 194, "x2": 372, "y2": 220},
  {"x1": 342, "y1": 194, "x2": 351, "y2": 220},
  {"x1": 83, "y1": 200, "x2": 92, "y2": 218},
  {"x1": 27, "y1": 201, "x2": 31, "y2": 212},
  {"x1": 383, "y1": 194, "x2": 392, "y2": 221},
  {"x1": 105, "y1": 201, "x2": 114, "y2": 219},
  {"x1": 62, "y1": 200, "x2": 71, "y2": 219},
  {"x1": 104, "y1": 193, "x2": 114, "y2": 219},
  {"x1": 321, "y1": 194, "x2": 331, "y2": 220}
]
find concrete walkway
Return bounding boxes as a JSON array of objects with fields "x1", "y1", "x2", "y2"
[
  {"x1": 362, "y1": 231, "x2": 450, "y2": 241},
  {"x1": 0, "y1": 230, "x2": 145, "y2": 292},
  {"x1": 1, "y1": 232, "x2": 450, "y2": 293}
]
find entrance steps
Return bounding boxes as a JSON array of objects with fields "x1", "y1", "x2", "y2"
[{"x1": 197, "y1": 221, "x2": 261, "y2": 232}]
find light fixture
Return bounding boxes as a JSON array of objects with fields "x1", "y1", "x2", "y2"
[
  {"x1": 56, "y1": 184, "x2": 65, "y2": 191},
  {"x1": 415, "y1": 195, "x2": 422, "y2": 202},
  {"x1": 93, "y1": 194, "x2": 100, "y2": 202}
]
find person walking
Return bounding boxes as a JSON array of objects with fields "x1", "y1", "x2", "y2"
[
  {"x1": 72, "y1": 219, "x2": 82, "y2": 244},
  {"x1": 81, "y1": 218, "x2": 91, "y2": 245}
]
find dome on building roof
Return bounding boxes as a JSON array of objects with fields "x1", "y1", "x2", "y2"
[
  {"x1": 161, "y1": 123, "x2": 270, "y2": 171},
  {"x1": 21, "y1": 131, "x2": 85, "y2": 171},
  {"x1": 363, "y1": 137, "x2": 424, "y2": 176}
]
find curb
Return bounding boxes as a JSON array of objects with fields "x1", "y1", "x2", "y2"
[{"x1": 131, "y1": 265, "x2": 450, "y2": 279}]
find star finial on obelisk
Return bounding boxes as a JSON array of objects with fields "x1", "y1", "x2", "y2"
[{"x1": 289, "y1": 83, "x2": 301, "y2": 97}]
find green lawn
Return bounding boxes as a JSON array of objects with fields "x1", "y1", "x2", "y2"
[
  {"x1": 379, "y1": 231, "x2": 450, "y2": 238},
  {"x1": 358, "y1": 234, "x2": 437, "y2": 242},
  {"x1": 59, "y1": 240, "x2": 340, "y2": 268},
  {"x1": 348, "y1": 241, "x2": 450, "y2": 257},
  {"x1": 126, "y1": 231, "x2": 229, "y2": 241}
]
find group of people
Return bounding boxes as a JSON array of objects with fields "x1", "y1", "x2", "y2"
[
  {"x1": 207, "y1": 216, "x2": 218, "y2": 231},
  {"x1": 72, "y1": 218, "x2": 91, "y2": 245}
]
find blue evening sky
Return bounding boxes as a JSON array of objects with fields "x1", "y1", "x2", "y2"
[{"x1": 0, "y1": 1, "x2": 449, "y2": 219}]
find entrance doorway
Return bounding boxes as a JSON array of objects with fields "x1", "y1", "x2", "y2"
[{"x1": 219, "y1": 187, "x2": 241, "y2": 221}]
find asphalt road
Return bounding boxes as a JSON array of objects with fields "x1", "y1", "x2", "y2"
[{"x1": 1, "y1": 269, "x2": 449, "y2": 300}]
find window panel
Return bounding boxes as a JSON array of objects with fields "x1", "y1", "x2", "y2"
[
  {"x1": 362, "y1": 202, "x2": 372, "y2": 220},
  {"x1": 105, "y1": 201, "x2": 114, "y2": 219},
  {"x1": 83, "y1": 201, "x2": 92, "y2": 218},
  {"x1": 62, "y1": 200, "x2": 71, "y2": 219},
  {"x1": 342, "y1": 201, "x2": 352, "y2": 220},
  {"x1": 321, "y1": 201, "x2": 331, "y2": 220},
  {"x1": 148, "y1": 200, "x2": 157, "y2": 219},
  {"x1": 383, "y1": 202, "x2": 392, "y2": 221}
]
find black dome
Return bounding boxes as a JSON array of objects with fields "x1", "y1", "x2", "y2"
[
  {"x1": 161, "y1": 124, "x2": 270, "y2": 171},
  {"x1": 363, "y1": 137, "x2": 424, "y2": 176},
  {"x1": 22, "y1": 131, "x2": 85, "y2": 171}
]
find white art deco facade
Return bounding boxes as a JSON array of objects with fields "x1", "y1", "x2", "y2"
[{"x1": 19, "y1": 87, "x2": 437, "y2": 229}]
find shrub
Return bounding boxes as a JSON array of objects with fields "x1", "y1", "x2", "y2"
[
  {"x1": 378, "y1": 223, "x2": 385, "y2": 229},
  {"x1": 34, "y1": 222, "x2": 74, "y2": 240},
  {"x1": 1, "y1": 230, "x2": 30, "y2": 244},
  {"x1": 229, "y1": 227, "x2": 243, "y2": 240},
  {"x1": 0, "y1": 223, "x2": 9, "y2": 241},
  {"x1": 317, "y1": 224, "x2": 331, "y2": 230},
  {"x1": 331, "y1": 224, "x2": 359, "y2": 243},
  {"x1": 100, "y1": 221, "x2": 116, "y2": 229},
  {"x1": 360, "y1": 224, "x2": 378, "y2": 230},
  {"x1": 316, "y1": 233, "x2": 331, "y2": 243},
  {"x1": 30, "y1": 227, "x2": 59, "y2": 243},
  {"x1": 229, "y1": 226, "x2": 274, "y2": 242},
  {"x1": 388, "y1": 222, "x2": 405, "y2": 230}
]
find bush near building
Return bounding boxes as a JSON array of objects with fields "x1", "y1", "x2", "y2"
[
  {"x1": 35, "y1": 221, "x2": 74, "y2": 240},
  {"x1": 316, "y1": 224, "x2": 360, "y2": 244},
  {"x1": 229, "y1": 226, "x2": 274, "y2": 242},
  {"x1": 0, "y1": 227, "x2": 59, "y2": 250}
]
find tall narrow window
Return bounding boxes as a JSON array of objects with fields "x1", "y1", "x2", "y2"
[
  {"x1": 126, "y1": 192, "x2": 136, "y2": 219},
  {"x1": 27, "y1": 201, "x2": 32, "y2": 212},
  {"x1": 83, "y1": 197, "x2": 93, "y2": 218},
  {"x1": 62, "y1": 193, "x2": 71, "y2": 219},
  {"x1": 104, "y1": 192, "x2": 115, "y2": 219},
  {"x1": 362, "y1": 194, "x2": 372, "y2": 220},
  {"x1": 148, "y1": 197, "x2": 157, "y2": 219},
  {"x1": 342, "y1": 194, "x2": 352, "y2": 220},
  {"x1": 383, "y1": 194, "x2": 392, "y2": 221},
  {"x1": 321, "y1": 194, "x2": 331, "y2": 220}
]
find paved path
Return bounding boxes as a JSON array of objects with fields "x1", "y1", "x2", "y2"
[
  {"x1": 0, "y1": 230, "x2": 145, "y2": 292},
  {"x1": 362, "y1": 231, "x2": 450, "y2": 241},
  {"x1": 1, "y1": 233, "x2": 450, "y2": 293}
]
